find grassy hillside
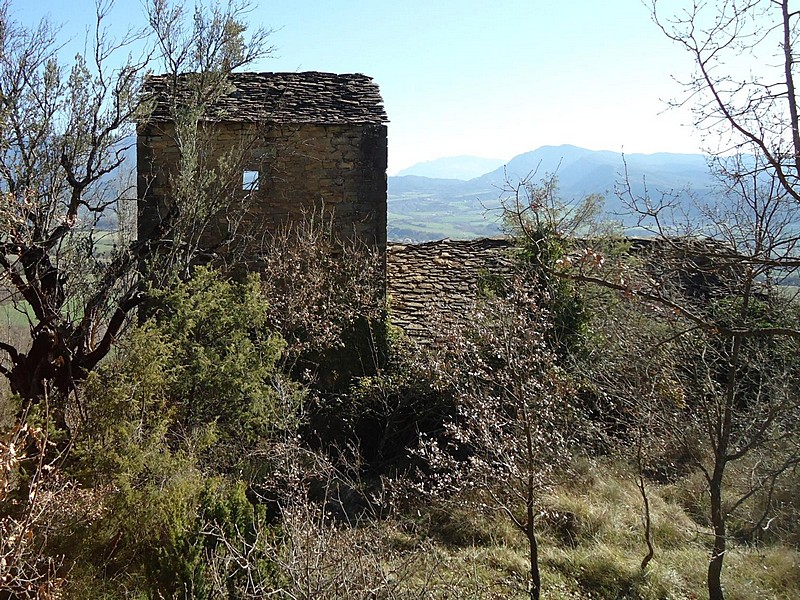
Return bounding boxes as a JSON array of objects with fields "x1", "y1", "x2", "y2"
[{"x1": 263, "y1": 458, "x2": 799, "y2": 599}]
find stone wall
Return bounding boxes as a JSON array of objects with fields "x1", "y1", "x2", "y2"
[
  {"x1": 137, "y1": 120, "x2": 387, "y2": 258},
  {"x1": 387, "y1": 238, "x2": 516, "y2": 340},
  {"x1": 385, "y1": 236, "x2": 745, "y2": 342}
]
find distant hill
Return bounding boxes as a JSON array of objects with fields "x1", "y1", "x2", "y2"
[
  {"x1": 396, "y1": 155, "x2": 506, "y2": 180},
  {"x1": 388, "y1": 144, "x2": 714, "y2": 242}
]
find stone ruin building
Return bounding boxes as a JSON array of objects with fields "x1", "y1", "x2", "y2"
[
  {"x1": 135, "y1": 74, "x2": 734, "y2": 342},
  {"x1": 137, "y1": 72, "x2": 389, "y2": 259},
  {"x1": 134, "y1": 71, "x2": 558, "y2": 340}
]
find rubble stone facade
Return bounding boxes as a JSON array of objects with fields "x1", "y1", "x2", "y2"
[
  {"x1": 387, "y1": 238, "x2": 516, "y2": 340},
  {"x1": 137, "y1": 72, "x2": 388, "y2": 255}
]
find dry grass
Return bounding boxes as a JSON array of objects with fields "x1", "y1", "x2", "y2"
[{"x1": 375, "y1": 459, "x2": 800, "y2": 599}]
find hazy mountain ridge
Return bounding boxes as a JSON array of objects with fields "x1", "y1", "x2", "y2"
[
  {"x1": 388, "y1": 144, "x2": 715, "y2": 241},
  {"x1": 396, "y1": 155, "x2": 506, "y2": 180}
]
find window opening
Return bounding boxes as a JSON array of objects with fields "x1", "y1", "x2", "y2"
[{"x1": 243, "y1": 170, "x2": 259, "y2": 191}]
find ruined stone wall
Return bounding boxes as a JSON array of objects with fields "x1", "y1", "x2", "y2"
[
  {"x1": 387, "y1": 238, "x2": 516, "y2": 340},
  {"x1": 385, "y1": 236, "x2": 747, "y2": 342},
  {"x1": 137, "y1": 120, "x2": 388, "y2": 258}
]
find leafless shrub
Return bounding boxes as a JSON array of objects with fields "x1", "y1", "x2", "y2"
[
  {"x1": 201, "y1": 439, "x2": 499, "y2": 599},
  {"x1": 402, "y1": 282, "x2": 587, "y2": 600},
  {"x1": 258, "y1": 209, "x2": 386, "y2": 376},
  {"x1": 0, "y1": 410, "x2": 108, "y2": 599}
]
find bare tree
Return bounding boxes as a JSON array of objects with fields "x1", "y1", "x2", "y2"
[
  {"x1": 409, "y1": 285, "x2": 585, "y2": 600},
  {"x1": 504, "y1": 141, "x2": 800, "y2": 600},
  {"x1": 641, "y1": 3, "x2": 800, "y2": 599},
  {"x1": 140, "y1": 0, "x2": 276, "y2": 281},
  {"x1": 0, "y1": 0, "x2": 272, "y2": 431},
  {"x1": 511, "y1": 178, "x2": 800, "y2": 600},
  {"x1": 650, "y1": 0, "x2": 800, "y2": 204}
]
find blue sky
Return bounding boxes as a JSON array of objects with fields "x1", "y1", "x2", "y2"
[{"x1": 21, "y1": 0, "x2": 700, "y2": 173}]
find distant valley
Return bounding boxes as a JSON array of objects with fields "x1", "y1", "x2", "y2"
[{"x1": 388, "y1": 144, "x2": 714, "y2": 241}]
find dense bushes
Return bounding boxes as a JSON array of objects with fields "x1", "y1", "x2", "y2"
[
  {"x1": 0, "y1": 269, "x2": 298, "y2": 598},
  {"x1": 2, "y1": 243, "x2": 800, "y2": 599}
]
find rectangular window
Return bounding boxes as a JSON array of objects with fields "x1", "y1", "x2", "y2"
[{"x1": 243, "y1": 170, "x2": 259, "y2": 191}]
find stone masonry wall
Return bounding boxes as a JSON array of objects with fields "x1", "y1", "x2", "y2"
[
  {"x1": 137, "y1": 120, "x2": 388, "y2": 258},
  {"x1": 387, "y1": 238, "x2": 516, "y2": 340}
]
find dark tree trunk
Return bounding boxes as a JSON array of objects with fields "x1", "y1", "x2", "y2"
[
  {"x1": 527, "y1": 511, "x2": 540, "y2": 600},
  {"x1": 708, "y1": 463, "x2": 727, "y2": 600},
  {"x1": 639, "y1": 472, "x2": 655, "y2": 571},
  {"x1": 9, "y1": 325, "x2": 78, "y2": 434},
  {"x1": 522, "y1": 402, "x2": 541, "y2": 600}
]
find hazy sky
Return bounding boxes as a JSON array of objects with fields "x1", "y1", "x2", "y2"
[{"x1": 22, "y1": 0, "x2": 702, "y2": 174}]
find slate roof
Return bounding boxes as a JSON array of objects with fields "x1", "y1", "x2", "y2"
[{"x1": 142, "y1": 71, "x2": 388, "y2": 124}]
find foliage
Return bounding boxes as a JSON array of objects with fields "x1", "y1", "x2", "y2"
[
  {"x1": 84, "y1": 267, "x2": 298, "y2": 471},
  {"x1": 339, "y1": 332, "x2": 456, "y2": 471},
  {"x1": 406, "y1": 283, "x2": 587, "y2": 600},
  {"x1": 40, "y1": 268, "x2": 296, "y2": 597},
  {"x1": 256, "y1": 211, "x2": 422, "y2": 474},
  {"x1": 147, "y1": 267, "x2": 297, "y2": 465},
  {"x1": 0, "y1": 0, "x2": 273, "y2": 428},
  {"x1": 258, "y1": 210, "x2": 387, "y2": 385},
  {"x1": 502, "y1": 174, "x2": 624, "y2": 357}
]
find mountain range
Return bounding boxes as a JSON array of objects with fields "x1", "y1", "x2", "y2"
[
  {"x1": 388, "y1": 144, "x2": 714, "y2": 241},
  {"x1": 395, "y1": 155, "x2": 506, "y2": 180}
]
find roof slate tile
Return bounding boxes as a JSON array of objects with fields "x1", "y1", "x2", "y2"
[{"x1": 141, "y1": 71, "x2": 387, "y2": 124}]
